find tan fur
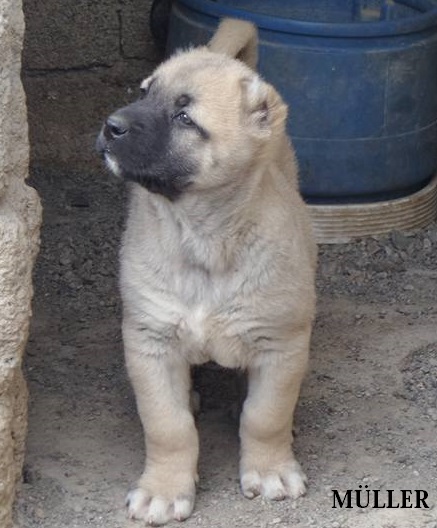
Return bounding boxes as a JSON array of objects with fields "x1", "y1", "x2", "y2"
[
  {"x1": 209, "y1": 18, "x2": 258, "y2": 69},
  {"x1": 120, "y1": 19, "x2": 317, "y2": 526}
]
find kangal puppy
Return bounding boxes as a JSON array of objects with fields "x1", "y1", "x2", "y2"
[{"x1": 96, "y1": 18, "x2": 317, "y2": 526}]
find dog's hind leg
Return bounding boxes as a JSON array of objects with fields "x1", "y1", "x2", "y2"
[
  {"x1": 239, "y1": 328, "x2": 310, "y2": 502},
  {"x1": 124, "y1": 325, "x2": 198, "y2": 525}
]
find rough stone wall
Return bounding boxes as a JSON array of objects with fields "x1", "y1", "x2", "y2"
[
  {"x1": 0, "y1": 1, "x2": 42, "y2": 527},
  {"x1": 22, "y1": 0, "x2": 161, "y2": 170}
]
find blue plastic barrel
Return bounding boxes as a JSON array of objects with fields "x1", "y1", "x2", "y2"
[{"x1": 167, "y1": 0, "x2": 437, "y2": 204}]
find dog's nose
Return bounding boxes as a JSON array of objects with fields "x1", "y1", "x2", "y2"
[{"x1": 104, "y1": 114, "x2": 129, "y2": 140}]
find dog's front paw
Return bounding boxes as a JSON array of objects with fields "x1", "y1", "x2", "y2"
[
  {"x1": 240, "y1": 459, "x2": 307, "y2": 501},
  {"x1": 127, "y1": 475, "x2": 196, "y2": 526}
]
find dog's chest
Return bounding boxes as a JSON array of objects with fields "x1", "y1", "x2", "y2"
[
  {"x1": 175, "y1": 303, "x2": 253, "y2": 368},
  {"x1": 169, "y1": 273, "x2": 256, "y2": 367},
  {"x1": 124, "y1": 212, "x2": 267, "y2": 367},
  {"x1": 176, "y1": 304, "x2": 209, "y2": 348}
]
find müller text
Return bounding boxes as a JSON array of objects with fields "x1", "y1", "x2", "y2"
[{"x1": 332, "y1": 486, "x2": 429, "y2": 509}]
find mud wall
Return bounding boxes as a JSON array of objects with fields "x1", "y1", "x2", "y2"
[
  {"x1": 0, "y1": 1, "x2": 42, "y2": 527},
  {"x1": 22, "y1": 0, "x2": 162, "y2": 170}
]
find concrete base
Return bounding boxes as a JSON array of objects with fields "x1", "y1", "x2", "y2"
[{"x1": 309, "y1": 176, "x2": 437, "y2": 244}]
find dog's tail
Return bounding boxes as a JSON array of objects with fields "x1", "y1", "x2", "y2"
[{"x1": 208, "y1": 18, "x2": 258, "y2": 70}]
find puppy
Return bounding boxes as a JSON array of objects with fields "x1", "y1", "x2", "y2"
[{"x1": 97, "y1": 18, "x2": 317, "y2": 526}]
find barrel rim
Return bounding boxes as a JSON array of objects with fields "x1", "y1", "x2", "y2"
[{"x1": 177, "y1": 0, "x2": 437, "y2": 38}]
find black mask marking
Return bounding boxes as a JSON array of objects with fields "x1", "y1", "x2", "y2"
[{"x1": 97, "y1": 94, "x2": 197, "y2": 200}]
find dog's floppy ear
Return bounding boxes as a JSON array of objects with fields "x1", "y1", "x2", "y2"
[
  {"x1": 241, "y1": 75, "x2": 288, "y2": 138},
  {"x1": 140, "y1": 76, "x2": 155, "y2": 93},
  {"x1": 208, "y1": 18, "x2": 258, "y2": 70}
]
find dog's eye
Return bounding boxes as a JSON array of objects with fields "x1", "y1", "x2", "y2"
[
  {"x1": 139, "y1": 87, "x2": 147, "y2": 100},
  {"x1": 174, "y1": 111, "x2": 195, "y2": 127}
]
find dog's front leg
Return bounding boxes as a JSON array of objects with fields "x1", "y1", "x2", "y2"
[
  {"x1": 239, "y1": 328, "x2": 310, "y2": 501},
  {"x1": 124, "y1": 325, "x2": 198, "y2": 526}
]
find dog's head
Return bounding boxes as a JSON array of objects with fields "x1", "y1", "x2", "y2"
[{"x1": 96, "y1": 20, "x2": 287, "y2": 201}]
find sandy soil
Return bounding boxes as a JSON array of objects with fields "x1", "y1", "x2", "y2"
[{"x1": 15, "y1": 168, "x2": 437, "y2": 528}]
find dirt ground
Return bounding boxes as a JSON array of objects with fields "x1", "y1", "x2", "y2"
[{"x1": 15, "y1": 168, "x2": 437, "y2": 528}]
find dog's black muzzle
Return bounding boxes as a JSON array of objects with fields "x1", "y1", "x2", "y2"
[
  {"x1": 96, "y1": 102, "x2": 142, "y2": 157},
  {"x1": 96, "y1": 100, "x2": 195, "y2": 200}
]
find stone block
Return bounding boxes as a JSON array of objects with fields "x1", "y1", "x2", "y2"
[
  {"x1": 23, "y1": 61, "x2": 156, "y2": 169},
  {"x1": 0, "y1": 0, "x2": 29, "y2": 196},
  {"x1": 120, "y1": 0, "x2": 161, "y2": 61},
  {"x1": 22, "y1": 0, "x2": 120, "y2": 70},
  {"x1": 0, "y1": 1, "x2": 42, "y2": 526}
]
